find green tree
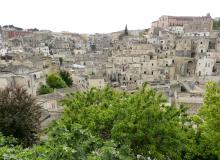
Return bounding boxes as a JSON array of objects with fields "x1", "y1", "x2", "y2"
[
  {"x1": 124, "y1": 24, "x2": 128, "y2": 36},
  {"x1": 47, "y1": 73, "x2": 67, "y2": 89},
  {"x1": 193, "y1": 82, "x2": 220, "y2": 159},
  {"x1": 59, "y1": 70, "x2": 73, "y2": 87},
  {"x1": 38, "y1": 84, "x2": 53, "y2": 95},
  {"x1": 213, "y1": 19, "x2": 220, "y2": 30},
  {"x1": 3, "y1": 85, "x2": 218, "y2": 159},
  {"x1": 59, "y1": 86, "x2": 191, "y2": 159},
  {"x1": 0, "y1": 87, "x2": 41, "y2": 147}
]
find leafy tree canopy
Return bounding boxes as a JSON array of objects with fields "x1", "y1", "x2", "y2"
[
  {"x1": 47, "y1": 73, "x2": 67, "y2": 89},
  {"x1": 59, "y1": 70, "x2": 73, "y2": 87},
  {"x1": 213, "y1": 19, "x2": 220, "y2": 30},
  {"x1": 37, "y1": 84, "x2": 53, "y2": 95},
  {"x1": 58, "y1": 86, "x2": 192, "y2": 159},
  {"x1": 193, "y1": 82, "x2": 220, "y2": 159},
  {"x1": 0, "y1": 84, "x2": 219, "y2": 159},
  {"x1": 0, "y1": 87, "x2": 41, "y2": 147}
]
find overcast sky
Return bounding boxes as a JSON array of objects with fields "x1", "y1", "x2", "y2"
[{"x1": 0, "y1": 0, "x2": 219, "y2": 34}]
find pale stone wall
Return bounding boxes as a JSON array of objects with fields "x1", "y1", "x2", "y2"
[
  {"x1": 88, "y1": 79, "x2": 106, "y2": 89},
  {"x1": 196, "y1": 57, "x2": 216, "y2": 76},
  {"x1": 0, "y1": 77, "x2": 9, "y2": 89}
]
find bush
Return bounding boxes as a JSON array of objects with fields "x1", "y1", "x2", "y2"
[
  {"x1": 0, "y1": 87, "x2": 41, "y2": 147},
  {"x1": 47, "y1": 73, "x2": 67, "y2": 89},
  {"x1": 38, "y1": 85, "x2": 53, "y2": 95},
  {"x1": 59, "y1": 70, "x2": 73, "y2": 87}
]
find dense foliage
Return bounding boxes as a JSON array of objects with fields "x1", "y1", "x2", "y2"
[
  {"x1": 0, "y1": 83, "x2": 219, "y2": 159},
  {"x1": 213, "y1": 19, "x2": 220, "y2": 30},
  {"x1": 39, "y1": 71, "x2": 73, "y2": 95},
  {"x1": 192, "y1": 82, "x2": 220, "y2": 159},
  {"x1": 0, "y1": 88, "x2": 41, "y2": 147},
  {"x1": 59, "y1": 70, "x2": 73, "y2": 87},
  {"x1": 47, "y1": 73, "x2": 67, "y2": 89},
  {"x1": 37, "y1": 84, "x2": 54, "y2": 95}
]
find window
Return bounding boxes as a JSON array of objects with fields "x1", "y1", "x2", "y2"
[
  {"x1": 33, "y1": 74, "x2": 37, "y2": 80},
  {"x1": 200, "y1": 42, "x2": 203, "y2": 44},
  {"x1": 28, "y1": 80, "x2": 30, "y2": 88},
  {"x1": 151, "y1": 71, "x2": 154, "y2": 75},
  {"x1": 52, "y1": 103, "x2": 56, "y2": 109}
]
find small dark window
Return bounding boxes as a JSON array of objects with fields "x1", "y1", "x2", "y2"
[
  {"x1": 33, "y1": 74, "x2": 37, "y2": 80},
  {"x1": 28, "y1": 80, "x2": 31, "y2": 88},
  {"x1": 181, "y1": 86, "x2": 186, "y2": 92}
]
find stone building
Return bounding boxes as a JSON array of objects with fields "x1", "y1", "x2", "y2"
[
  {"x1": 151, "y1": 14, "x2": 213, "y2": 33},
  {"x1": 0, "y1": 65, "x2": 46, "y2": 96},
  {"x1": 196, "y1": 56, "x2": 216, "y2": 76}
]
